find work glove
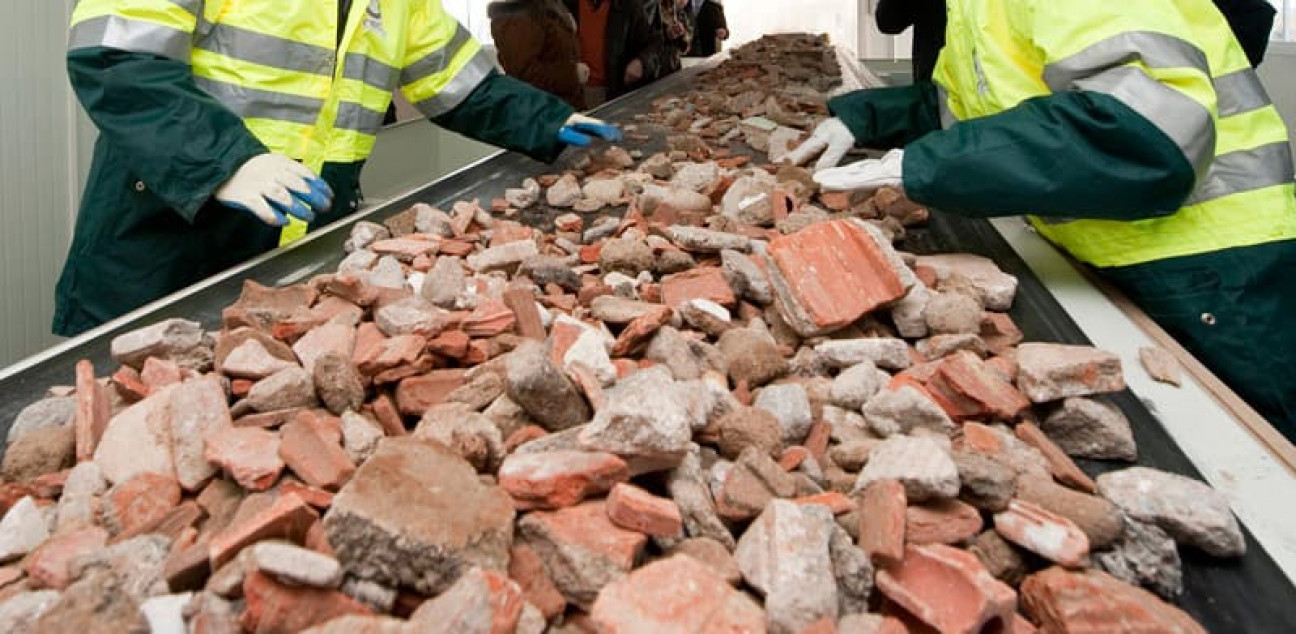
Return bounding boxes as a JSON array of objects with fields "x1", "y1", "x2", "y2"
[
  {"x1": 784, "y1": 117, "x2": 857, "y2": 170},
  {"x1": 815, "y1": 149, "x2": 905, "y2": 192},
  {"x1": 214, "y1": 154, "x2": 333, "y2": 227},
  {"x1": 558, "y1": 113, "x2": 623, "y2": 146}
]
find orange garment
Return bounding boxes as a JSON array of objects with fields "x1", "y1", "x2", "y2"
[{"x1": 578, "y1": 0, "x2": 611, "y2": 87}]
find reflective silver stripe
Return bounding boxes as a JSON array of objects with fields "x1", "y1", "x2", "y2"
[
  {"x1": 1073, "y1": 65, "x2": 1215, "y2": 180},
  {"x1": 335, "y1": 101, "x2": 386, "y2": 133},
  {"x1": 400, "y1": 23, "x2": 473, "y2": 87},
  {"x1": 194, "y1": 23, "x2": 335, "y2": 75},
  {"x1": 343, "y1": 52, "x2": 400, "y2": 91},
  {"x1": 1043, "y1": 30, "x2": 1209, "y2": 91},
  {"x1": 936, "y1": 85, "x2": 956, "y2": 129},
  {"x1": 69, "y1": 15, "x2": 193, "y2": 61},
  {"x1": 410, "y1": 48, "x2": 495, "y2": 118},
  {"x1": 194, "y1": 76, "x2": 322, "y2": 125},
  {"x1": 1186, "y1": 142, "x2": 1295, "y2": 205},
  {"x1": 1216, "y1": 68, "x2": 1271, "y2": 117}
]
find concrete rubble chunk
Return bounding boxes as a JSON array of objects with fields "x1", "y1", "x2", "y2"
[
  {"x1": 374, "y1": 296, "x2": 449, "y2": 337},
  {"x1": 718, "y1": 327, "x2": 786, "y2": 388},
  {"x1": 721, "y1": 249, "x2": 774, "y2": 305},
  {"x1": 366, "y1": 255, "x2": 406, "y2": 289},
  {"x1": 665, "y1": 537, "x2": 743, "y2": 586},
  {"x1": 70, "y1": 534, "x2": 172, "y2": 600},
  {"x1": 863, "y1": 386, "x2": 955, "y2": 438},
  {"x1": 111, "y1": 318, "x2": 213, "y2": 371},
  {"x1": 498, "y1": 450, "x2": 629, "y2": 510},
  {"x1": 0, "y1": 497, "x2": 52, "y2": 563},
  {"x1": 854, "y1": 435, "x2": 959, "y2": 502},
  {"x1": 93, "y1": 384, "x2": 178, "y2": 486},
  {"x1": 994, "y1": 500, "x2": 1091, "y2": 568},
  {"x1": 1, "y1": 424, "x2": 74, "y2": 483},
  {"x1": 247, "y1": 367, "x2": 318, "y2": 413},
  {"x1": 546, "y1": 174, "x2": 582, "y2": 208},
  {"x1": 0, "y1": 590, "x2": 62, "y2": 632},
  {"x1": 421, "y1": 255, "x2": 468, "y2": 309},
  {"x1": 717, "y1": 447, "x2": 800, "y2": 521},
  {"x1": 57, "y1": 461, "x2": 108, "y2": 533},
  {"x1": 876, "y1": 544, "x2": 1017, "y2": 634},
  {"x1": 340, "y1": 411, "x2": 384, "y2": 465},
  {"x1": 240, "y1": 570, "x2": 370, "y2": 634},
  {"x1": 314, "y1": 351, "x2": 366, "y2": 416},
  {"x1": 915, "y1": 254, "x2": 1018, "y2": 311},
  {"x1": 223, "y1": 339, "x2": 298, "y2": 380},
  {"x1": 644, "y1": 326, "x2": 726, "y2": 382},
  {"x1": 678, "y1": 298, "x2": 733, "y2": 337},
  {"x1": 344, "y1": 221, "x2": 390, "y2": 252},
  {"x1": 924, "y1": 292, "x2": 984, "y2": 335},
  {"x1": 506, "y1": 178, "x2": 542, "y2": 209},
  {"x1": 589, "y1": 295, "x2": 664, "y2": 324},
  {"x1": 1094, "y1": 517, "x2": 1183, "y2": 600},
  {"x1": 139, "y1": 592, "x2": 192, "y2": 634},
  {"x1": 1020, "y1": 567, "x2": 1206, "y2": 634},
  {"x1": 30, "y1": 569, "x2": 147, "y2": 632},
  {"x1": 816, "y1": 338, "x2": 912, "y2": 371},
  {"x1": 8, "y1": 396, "x2": 76, "y2": 445},
  {"x1": 605, "y1": 482, "x2": 683, "y2": 538},
  {"x1": 294, "y1": 321, "x2": 358, "y2": 376},
  {"x1": 468, "y1": 240, "x2": 540, "y2": 273},
  {"x1": 590, "y1": 554, "x2": 765, "y2": 633},
  {"x1": 578, "y1": 368, "x2": 694, "y2": 473},
  {"x1": 406, "y1": 567, "x2": 525, "y2": 634},
  {"x1": 829, "y1": 360, "x2": 886, "y2": 410},
  {"x1": 667, "y1": 225, "x2": 751, "y2": 253},
  {"x1": 1097, "y1": 467, "x2": 1245, "y2": 557},
  {"x1": 168, "y1": 377, "x2": 233, "y2": 491},
  {"x1": 506, "y1": 341, "x2": 591, "y2": 432},
  {"x1": 721, "y1": 173, "x2": 777, "y2": 225},
  {"x1": 953, "y1": 450, "x2": 1016, "y2": 513},
  {"x1": 324, "y1": 438, "x2": 515, "y2": 595},
  {"x1": 828, "y1": 524, "x2": 873, "y2": 616},
  {"x1": 735, "y1": 500, "x2": 839, "y2": 634},
  {"x1": 518, "y1": 500, "x2": 646, "y2": 609},
  {"x1": 203, "y1": 427, "x2": 284, "y2": 491},
  {"x1": 1041, "y1": 397, "x2": 1137, "y2": 461},
  {"x1": 1016, "y1": 343, "x2": 1126, "y2": 403},
  {"x1": 599, "y1": 237, "x2": 656, "y2": 276},
  {"x1": 969, "y1": 530, "x2": 1027, "y2": 586},
  {"x1": 753, "y1": 383, "x2": 813, "y2": 443},
  {"x1": 1015, "y1": 476, "x2": 1125, "y2": 550},
  {"x1": 891, "y1": 284, "x2": 932, "y2": 339},
  {"x1": 252, "y1": 541, "x2": 343, "y2": 588},
  {"x1": 716, "y1": 406, "x2": 784, "y2": 460},
  {"x1": 413, "y1": 406, "x2": 504, "y2": 473},
  {"x1": 666, "y1": 446, "x2": 736, "y2": 550}
]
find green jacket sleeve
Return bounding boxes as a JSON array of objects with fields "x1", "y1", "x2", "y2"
[
  {"x1": 68, "y1": 47, "x2": 267, "y2": 221},
  {"x1": 827, "y1": 83, "x2": 942, "y2": 150},
  {"x1": 430, "y1": 70, "x2": 574, "y2": 164},
  {"x1": 903, "y1": 91, "x2": 1196, "y2": 221}
]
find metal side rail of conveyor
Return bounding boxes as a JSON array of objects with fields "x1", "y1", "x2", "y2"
[{"x1": 1, "y1": 59, "x2": 1293, "y2": 632}]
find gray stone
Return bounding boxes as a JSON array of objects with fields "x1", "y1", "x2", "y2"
[
  {"x1": 340, "y1": 411, "x2": 384, "y2": 465},
  {"x1": 374, "y1": 296, "x2": 450, "y2": 337},
  {"x1": 139, "y1": 592, "x2": 192, "y2": 634},
  {"x1": 863, "y1": 385, "x2": 955, "y2": 438},
  {"x1": 366, "y1": 255, "x2": 407, "y2": 289},
  {"x1": 829, "y1": 525, "x2": 873, "y2": 616},
  {"x1": 414, "y1": 405, "x2": 505, "y2": 473},
  {"x1": 854, "y1": 436, "x2": 959, "y2": 502},
  {"x1": 344, "y1": 221, "x2": 390, "y2": 252},
  {"x1": 1041, "y1": 397, "x2": 1138, "y2": 461},
  {"x1": 467, "y1": 240, "x2": 539, "y2": 273},
  {"x1": 0, "y1": 590, "x2": 62, "y2": 633},
  {"x1": 0, "y1": 497, "x2": 51, "y2": 563},
  {"x1": 8, "y1": 396, "x2": 75, "y2": 445},
  {"x1": 667, "y1": 445, "x2": 736, "y2": 549},
  {"x1": 1, "y1": 423, "x2": 74, "y2": 482},
  {"x1": 829, "y1": 361, "x2": 886, "y2": 410},
  {"x1": 252, "y1": 541, "x2": 343, "y2": 588},
  {"x1": 718, "y1": 327, "x2": 786, "y2": 387},
  {"x1": 340, "y1": 577, "x2": 398, "y2": 613},
  {"x1": 546, "y1": 174, "x2": 582, "y2": 208},
  {"x1": 923, "y1": 292, "x2": 983, "y2": 335},
  {"x1": 1094, "y1": 517, "x2": 1184, "y2": 599},
  {"x1": 578, "y1": 368, "x2": 693, "y2": 473},
  {"x1": 167, "y1": 376, "x2": 233, "y2": 490},
  {"x1": 247, "y1": 366, "x2": 317, "y2": 413},
  {"x1": 915, "y1": 254, "x2": 1018, "y2": 311},
  {"x1": 1097, "y1": 467, "x2": 1245, "y2": 557},
  {"x1": 110, "y1": 318, "x2": 213, "y2": 371},
  {"x1": 324, "y1": 437, "x2": 516, "y2": 595},
  {"x1": 505, "y1": 341, "x2": 591, "y2": 431},
  {"x1": 816, "y1": 338, "x2": 911, "y2": 371},
  {"x1": 644, "y1": 327, "x2": 725, "y2": 381},
  {"x1": 421, "y1": 256, "x2": 468, "y2": 309},
  {"x1": 1016, "y1": 343, "x2": 1126, "y2": 403},
  {"x1": 953, "y1": 450, "x2": 1017, "y2": 512},
  {"x1": 667, "y1": 226, "x2": 750, "y2": 253},
  {"x1": 915, "y1": 334, "x2": 987, "y2": 360},
  {"x1": 518, "y1": 255, "x2": 581, "y2": 292},
  {"x1": 735, "y1": 500, "x2": 838, "y2": 634},
  {"x1": 314, "y1": 351, "x2": 366, "y2": 416},
  {"x1": 70, "y1": 534, "x2": 172, "y2": 600},
  {"x1": 721, "y1": 249, "x2": 774, "y2": 305},
  {"x1": 753, "y1": 383, "x2": 813, "y2": 443},
  {"x1": 678, "y1": 299, "x2": 733, "y2": 337},
  {"x1": 599, "y1": 238, "x2": 656, "y2": 276}
]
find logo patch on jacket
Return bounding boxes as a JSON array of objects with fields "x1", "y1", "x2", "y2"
[{"x1": 364, "y1": 0, "x2": 385, "y2": 37}]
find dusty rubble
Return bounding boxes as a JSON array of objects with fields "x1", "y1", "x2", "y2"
[{"x1": 0, "y1": 34, "x2": 1239, "y2": 633}]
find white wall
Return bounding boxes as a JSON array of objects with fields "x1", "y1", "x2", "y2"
[{"x1": 727, "y1": 0, "x2": 860, "y2": 52}]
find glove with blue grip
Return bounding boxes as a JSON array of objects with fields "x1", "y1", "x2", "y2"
[
  {"x1": 558, "y1": 113, "x2": 622, "y2": 147},
  {"x1": 214, "y1": 153, "x2": 333, "y2": 227}
]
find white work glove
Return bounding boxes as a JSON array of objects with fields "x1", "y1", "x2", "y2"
[
  {"x1": 214, "y1": 153, "x2": 333, "y2": 227},
  {"x1": 815, "y1": 149, "x2": 906, "y2": 192},
  {"x1": 576, "y1": 62, "x2": 591, "y2": 85},
  {"x1": 783, "y1": 117, "x2": 857, "y2": 170}
]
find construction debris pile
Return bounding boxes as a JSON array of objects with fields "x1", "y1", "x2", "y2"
[{"x1": 0, "y1": 35, "x2": 1242, "y2": 633}]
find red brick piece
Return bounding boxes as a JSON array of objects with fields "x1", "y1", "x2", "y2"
[
  {"x1": 280, "y1": 480, "x2": 335, "y2": 509},
  {"x1": 1021, "y1": 567, "x2": 1206, "y2": 633},
  {"x1": 767, "y1": 219, "x2": 906, "y2": 334},
  {"x1": 279, "y1": 415, "x2": 356, "y2": 491},
  {"x1": 792, "y1": 492, "x2": 856, "y2": 515},
  {"x1": 463, "y1": 300, "x2": 518, "y2": 337},
  {"x1": 661, "y1": 267, "x2": 737, "y2": 309},
  {"x1": 140, "y1": 357, "x2": 183, "y2": 390},
  {"x1": 204, "y1": 426, "x2": 285, "y2": 491},
  {"x1": 369, "y1": 394, "x2": 407, "y2": 437},
  {"x1": 503, "y1": 288, "x2": 547, "y2": 341},
  {"x1": 370, "y1": 237, "x2": 438, "y2": 261},
  {"x1": 25, "y1": 526, "x2": 109, "y2": 589},
  {"x1": 503, "y1": 425, "x2": 548, "y2": 453},
  {"x1": 394, "y1": 369, "x2": 467, "y2": 416},
  {"x1": 74, "y1": 360, "x2": 111, "y2": 462},
  {"x1": 610, "y1": 306, "x2": 673, "y2": 357},
  {"x1": 605, "y1": 483, "x2": 683, "y2": 538},
  {"x1": 1014, "y1": 422, "x2": 1096, "y2": 493},
  {"x1": 994, "y1": 500, "x2": 1090, "y2": 568},
  {"x1": 590, "y1": 555, "x2": 765, "y2": 633},
  {"x1": 508, "y1": 544, "x2": 567, "y2": 620},
  {"x1": 111, "y1": 365, "x2": 150, "y2": 402},
  {"x1": 208, "y1": 492, "x2": 319, "y2": 569},
  {"x1": 779, "y1": 446, "x2": 809, "y2": 471},
  {"x1": 497, "y1": 451, "x2": 629, "y2": 510},
  {"x1": 906, "y1": 499, "x2": 984, "y2": 545},
  {"x1": 104, "y1": 472, "x2": 181, "y2": 538},
  {"x1": 859, "y1": 479, "x2": 907, "y2": 568},
  {"x1": 937, "y1": 351, "x2": 1030, "y2": 420},
  {"x1": 242, "y1": 570, "x2": 371, "y2": 634},
  {"x1": 876, "y1": 544, "x2": 1017, "y2": 634},
  {"x1": 522, "y1": 501, "x2": 647, "y2": 574}
]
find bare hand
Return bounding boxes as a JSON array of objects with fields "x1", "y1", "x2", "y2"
[
  {"x1": 717, "y1": 28, "x2": 729, "y2": 41},
  {"x1": 576, "y1": 62, "x2": 590, "y2": 85},
  {"x1": 624, "y1": 58, "x2": 644, "y2": 84}
]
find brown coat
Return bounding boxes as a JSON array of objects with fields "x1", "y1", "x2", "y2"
[{"x1": 490, "y1": 0, "x2": 586, "y2": 109}]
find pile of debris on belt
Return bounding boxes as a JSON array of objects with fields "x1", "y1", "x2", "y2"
[{"x1": 0, "y1": 34, "x2": 1231, "y2": 633}]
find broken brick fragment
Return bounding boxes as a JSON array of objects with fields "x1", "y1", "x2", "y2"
[
  {"x1": 605, "y1": 483, "x2": 683, "y2": 537},
  {"x1": 876, "y1": 544, "x2": 1017, "y2": 634}
]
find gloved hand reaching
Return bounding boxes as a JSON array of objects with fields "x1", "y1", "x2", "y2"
[
  {"x1": 784, "y1": 117, "x2": 857, "y2": 170},
  {"x1": 814, "y1": 149, "x2": 905, "y2": 192},
  {"x1": 214, "y1": 154, "x2": 333, "y2": 227},
  {"x1": 558, "y1": 113, "x2": 623, "y2": 147}
]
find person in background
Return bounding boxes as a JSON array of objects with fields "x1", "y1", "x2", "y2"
[
  {"x1": 686, "y1": 0, "x2": 729, "y2": 58},
  {"x1": 787, "y1": 0, "x2": 1296, "y2": 437},
  {"x1": 565, "y1": 0, "x2": 675, "y2": 106},
  {"x1": 56, "y1": 0, "x2": 620, "y2": 336},
  {"x1": 646, "y1": 0, "x2": 694, "y2": 79},
  {"x1": 874, "y1": 0, "x2": 946, "y2": 82},
  {"x1": 490, "y1": 0, "x2": 587, "y2": 109},
  {"x1": 1213, "y1": 0, "x2": 1277, "y2": 66}
]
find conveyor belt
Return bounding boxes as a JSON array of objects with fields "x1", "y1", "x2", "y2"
[{"x1": 1, "y1": 63, "x2": 1293, "y2": 631}]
